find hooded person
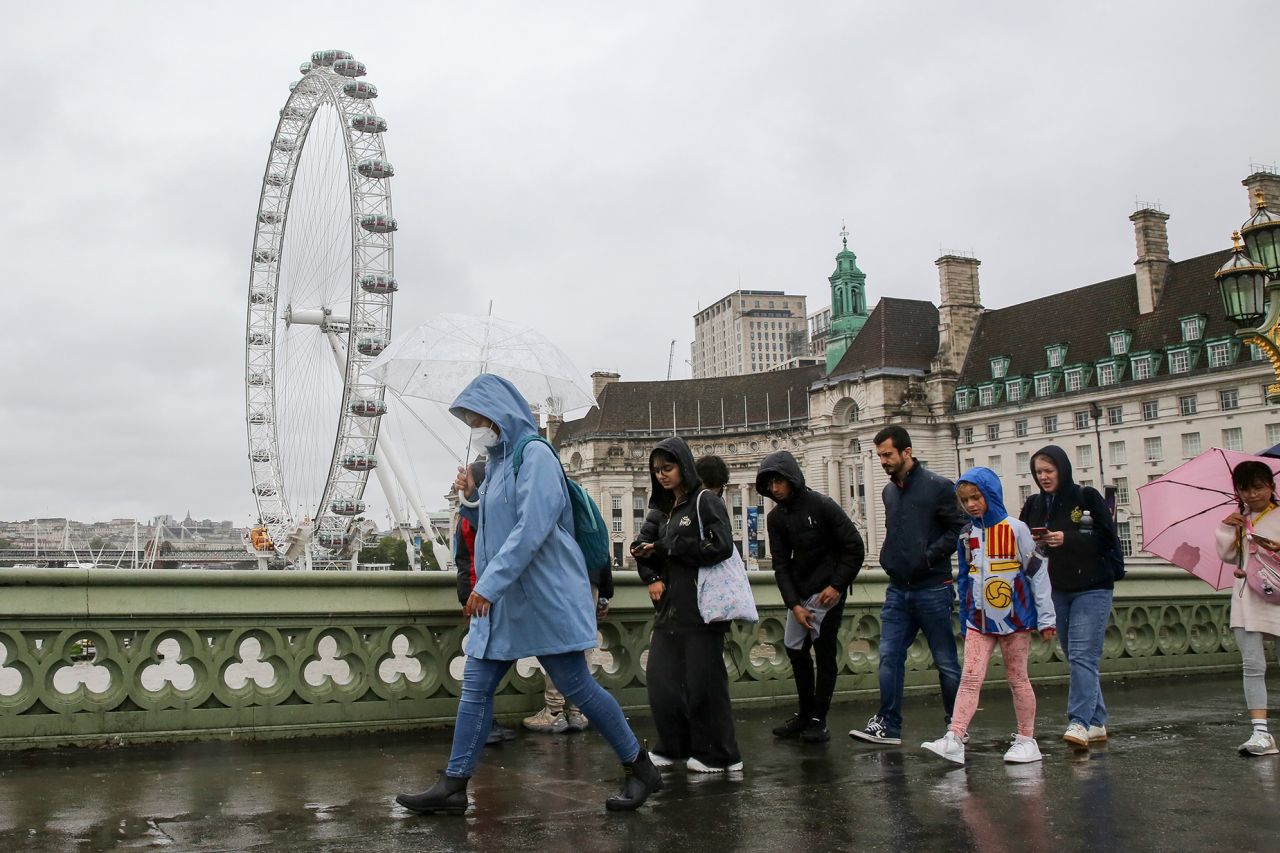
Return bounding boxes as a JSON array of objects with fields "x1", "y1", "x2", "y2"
[
  {"x1": 754, "y1": 450, "x2": 865, "y2": 743},
  {"x1": 631, "y1": 436, "x2": 743, "y2": 772},
  {"x1": 1018, "y1": 444, "x2": 1119, "y2": 749},
  {"x1": 396, "y1": 374, "x2": 661, "y2": 816},
  {"x1": 922, "y1": 467, "x2": 1056, "y2": 766}
]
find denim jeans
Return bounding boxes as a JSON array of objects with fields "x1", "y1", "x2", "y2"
[
  {"x1": 876, "y1": 583, "x2": 962, "y2": 735},
  {"x1": 446, "y1": 651, "x2": 640, "y2": 779},
  {"x1": 1052, "y1": 587, "x2": 1113, "y2": 728}
]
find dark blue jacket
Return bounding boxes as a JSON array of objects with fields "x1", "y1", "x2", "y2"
[{"x1": 879, "y1": 462, "x2": 967, "y2": 589}]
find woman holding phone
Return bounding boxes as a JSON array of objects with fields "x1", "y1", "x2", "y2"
[
  {"x1": 1018, "y1": 445, "x2": 1119, "y2": 749},
  {"x1": 1215, "y1": 460, "x2": 1280, "y2": 756}
]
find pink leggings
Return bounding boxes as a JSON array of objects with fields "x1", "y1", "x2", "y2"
[{"x1": 949, "y1": 629, "x2": 1036, "y2": 738}]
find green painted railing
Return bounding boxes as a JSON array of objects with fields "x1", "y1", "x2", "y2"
[{"x1": 0, "y1": 567, "x2": 1236, "y2": 750}]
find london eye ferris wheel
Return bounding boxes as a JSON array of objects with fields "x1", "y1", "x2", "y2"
[{"x1": 244, "y1": 49, "x2": 398, "y2": 567}]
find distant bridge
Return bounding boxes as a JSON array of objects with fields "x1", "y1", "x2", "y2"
[{"x1": 0, "y1": 548, "x2": 265, "y2": 568}]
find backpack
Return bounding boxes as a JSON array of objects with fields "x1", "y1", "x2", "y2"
[
  {"x1": 512, "y1": 434, "x2": 612, "y2": 578},
  {"x1": 1036, "y1": 487, "x2": 1125, "y2": 581}
]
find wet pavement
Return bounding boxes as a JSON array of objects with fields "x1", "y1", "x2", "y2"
[{"x1": 1, "y1": 674, "x2": 1276, "y2": 852}]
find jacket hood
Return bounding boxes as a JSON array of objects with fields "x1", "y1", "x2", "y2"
[
  {"x1": 755, "y1": 450, "x2": 806, "y2": 498},
  {"x1": 956, "y1": 466, "x2": 1008, "y2": 528},
  {"x1": 649, "y1": 436, "x2": 701, "y2": 510},
  {"x1": 449, "y1": 373, "x2": 538, "y2": 455},
  {"x1": 1029, "y1": 444, "x2": 1076, "y2": 496}
]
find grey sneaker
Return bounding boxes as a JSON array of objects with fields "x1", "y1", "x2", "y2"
[
  {"x1": 1239, "y1": 730, "x2": 1279, "y2": 756},
  {"x1": 522, "y1": 707, "x2": 568, "y2": 733},
  {"x1": 849, "y1": 715, "x2": 902, "y2": 746},
  {"x1": 564, "y1": 710, "x2": 590, "y2": 732}
]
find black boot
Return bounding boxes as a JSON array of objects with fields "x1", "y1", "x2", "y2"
[
  {"x1": 395, "y1": 771, "x2": 469, "y2": 815},
  {"x1": 772, "y1": 713, "x2": 807, "y2": 738},
  {"x1": 605, "y1": 751, "x2": 663, "y2": 811}
]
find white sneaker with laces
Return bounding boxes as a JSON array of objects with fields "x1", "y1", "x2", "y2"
[
  {"x1": 686, "y1": 757, "x2": 744, "y2": 773},
  {"x1": 921, "y1": 731, "x2": 965, "y2": 765},
  {"x1": 1003, "y1": 734, "x2": 1043, "y2": 764},
  {"x1": 1062, "y1": 722, "x2": 1090, "y2": 747},
  {"x1": 1086, "y1": 724, "x2": 1108, "y2": 743},
  {"x1": 1239, "y1": 730, "x2": 1279, "y2": 757},
  {"x1": 648, "y1": 752, "x2": 677, "y2": 768}
]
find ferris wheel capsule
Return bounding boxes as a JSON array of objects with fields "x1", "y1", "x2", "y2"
[
  {"x1": 340, "y1": 453, "x2": 377, "y2": 471},
  {"x1": 280, "y1": 104, "x2": 311, "y2": 119},
  {"x1": 332, "y1": 59, "x2": 366, "y2": 78},
  {"x1": 360, "y1": 214, "x2": 397, "y2": 233},
  {"x1": 247, "y1": 371, "x2": 272, "y2": 387},
  {"x1": 349, "y1": 398, "x2": 388, "y2": 417},
  {"x1": 250, "y1": 288, "x2": 275, "y2": 305},
  {"x1": 359, "y1": 274, "x2": 398, "y2": 294},
  {"x1": 356, "y1": 336, "x2": 388, "y2": 357},
  {"x1": 257, "y1": 211, "x2": 284, "y2": 225},
  {"x1": 356, "y1": 158, "x2": 394, "y2": 179},
  {"x1": 274, "y1": 138, "x2": 297, "y2": 152},
  {"x1": 317, "y1": 531, "x2": 352, "y2": 549},
  {"x1": 311, "y1": 49, "x2": 353, "y2": 67},
  {"x1": 265, "y1": 173, "x2": 290, "y2": 187},
  {"x1": 253, "y1": 249, "x2": 278, "y2": 263},
  {"x1": 342, "y1": 81, "x2": 378, "y2": 100},
  {"x1": 330, "y1": 499, "x2": 366, "y2": 516},
  {"x1": 254, "y1": 484, "x2": 278, "y2": 497},
  {"x1": 250, "y1": 450, "x2": 272, "y2": 463},
  {"x1": 248, "y1": 410, "x2": 272, "y2": 425},
  {"x1": 299, "y1": 61, "x2": 314, "y2": 74},
  {"x1": 248, "y1": 332, "x2": 272, "y2": 346},
  {"x1": 351, "y1": 115, "x2": 387, "y2": 134}
]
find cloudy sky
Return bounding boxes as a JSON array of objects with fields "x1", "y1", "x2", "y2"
[{"x1": 3, "y1": 1, "x2": 1276, "y2": 526}]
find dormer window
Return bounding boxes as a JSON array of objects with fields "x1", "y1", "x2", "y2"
[
  {"x1": 1045, "y1": 344, "x2": 1068, "y2": 368},
  {"x1": 990, "y1": 356, "x2": 1011, "y2": 379},
  {"x1": 977, "y1": 383, "x2": 1002, "y2": 407},
  {"x1": 1006, "y1": 377, "x2": 1026, "y2": 403},
  {"x1": 1064, "y1": 365, "x2": 1090, "y2": 392},
  {"x1": 1108, "y1": 330, "x2": 1132, "y2": 356},
  {"x1": 1129, "y1": 351, "x2": 1162, "y2": 381},
  {"x1": 955, "y1": 388, "x2": 975, "y2": 411},
  {"x1": 1034, "y1": 371, "x2": 1059, "y2": 398},
  {"x1": 1180, "y1": 314, "x2": 1207, "y2": 342}
]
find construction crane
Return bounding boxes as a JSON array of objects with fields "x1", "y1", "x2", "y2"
[{"x1": 667, "y1": 339, "x2": 677, "y2": 380}]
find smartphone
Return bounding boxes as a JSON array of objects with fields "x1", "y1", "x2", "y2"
[
  {"x1": 1250, "y1": 532, "x2": 1280, "y2": 551},
  {"x1": 1031, "y1": 527, "x2": 1050, "y2": 538}
]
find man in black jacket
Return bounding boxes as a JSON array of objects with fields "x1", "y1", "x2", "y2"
[
  {"x1": 849, "y1": 425, "x2": 967, "y2": 746},
  {"x1": 757, "y1": 451, "x2": 866, "y2": 742}
]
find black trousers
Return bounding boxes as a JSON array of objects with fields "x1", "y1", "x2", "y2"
[
  {"x1": 646, "y1": 628, "x2": 741, "y2": 767},
  {"x1": 785, "y1": 594, "x2": 847, "y2": 721}
]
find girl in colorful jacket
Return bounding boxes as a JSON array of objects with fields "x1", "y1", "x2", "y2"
[{"x1": 921, "y1": 467, "x2": 1056, "y2": 765}]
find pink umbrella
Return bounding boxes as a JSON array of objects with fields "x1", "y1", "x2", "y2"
[{"x1": 1137, "y1": 447, "x2": 1280, "y2": 590}]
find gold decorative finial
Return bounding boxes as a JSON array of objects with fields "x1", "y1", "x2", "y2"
[
  {"x1": 1257, "y1": 188, "x2": 1269, "y2": 211},
  {"x1": 1233, "y1": 230, "x2": 1243, "y2": 250}
]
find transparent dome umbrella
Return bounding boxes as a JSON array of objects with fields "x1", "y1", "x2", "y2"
[{"x1": 363, "y1": 313, "x2": 598, "y2": 414}]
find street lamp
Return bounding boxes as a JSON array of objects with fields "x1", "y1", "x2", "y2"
[{"x1": 1215, "y1": 190, "x2": 1280, "y2": 400}]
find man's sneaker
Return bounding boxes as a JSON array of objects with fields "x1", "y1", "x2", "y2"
[
  {"x1": 522, "y1": 707, "x2": 568, "y2": 733},
  {"x1": 1239, "y1": 730, "x2": 1279, "y2": 757},
  {"x1": 1086, "y1": 724, "x2": 1108, "y2": 743},
  {"x1": 772, "y1": 714, "x2": 807, "y2": 739},
  {"x1": 564, "y1": 710, "x2": 590, "y2": 732},
  {"x1": 800, "y1": 718, "x2": 831, "y2": 743},
  {"x1": 687, "y1": 757, "x2": 744, "y2": 773},
  {"x1": 1003, "y1": 734, "x2": 1043, "y2": 764},
  {"x1": 649, "y1": 752, "x2": 678, "y2": 768},
  {"x1": 1062, "y1": 723, "x2": 1090, "y2": 747},
  {"x1": 849, "y1": 715, "x2": 902, "y2": 746},
  {"x1": 921, "y1": 731, "x2": 965, "y2": 764}
]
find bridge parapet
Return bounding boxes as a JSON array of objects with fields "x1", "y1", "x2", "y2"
[{"x1": 0, "y1": 568, "x2": 1237, "y2": 750}]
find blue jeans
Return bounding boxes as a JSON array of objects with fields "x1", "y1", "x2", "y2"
[
  {"x1": 446, "y1": 652, "x2": 640, "y2": 779},
  {"x1": 876, "y1": 583, "x2": 962, "y2": 735},
  {"x1": 1052, "y1": 588, "x2": 1112, "y2": 728}
]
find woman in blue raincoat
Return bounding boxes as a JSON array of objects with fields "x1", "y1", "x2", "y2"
[{"x1": 395, "y1": 374, "x2": 661, "y2": 815}]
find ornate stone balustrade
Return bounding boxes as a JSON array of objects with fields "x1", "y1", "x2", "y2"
[{"x1": 0, "y1": 568, "x2": 1235, "y2": 750}]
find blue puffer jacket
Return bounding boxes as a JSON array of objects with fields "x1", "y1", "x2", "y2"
[
  {"x1": 450, "y1": 374, "x2": 597, "y2": 660},
  {"x1": 955, "y1": 467, "x2": 1055, "y2": 635}
]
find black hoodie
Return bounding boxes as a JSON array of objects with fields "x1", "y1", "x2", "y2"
[
  {"x1": 634, "y1": 436, "x2": 736, "y2": 631},
  {"x1": 755, "y1": 451, "x2": 866, "y2": 608},
  {"x1": 1018, "y1": 444, "x2": 1117, "y2": 593}
]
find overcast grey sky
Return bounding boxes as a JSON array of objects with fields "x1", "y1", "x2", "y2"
[{"x1": 3, "y1": 1, "x2": 1276, "y2": 525}]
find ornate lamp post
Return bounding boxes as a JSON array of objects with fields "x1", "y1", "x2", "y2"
[{"x1": 1216, "y1": 191, "x2": 1280, "y2": 399}]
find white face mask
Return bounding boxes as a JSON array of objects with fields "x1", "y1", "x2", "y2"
[{"x1": 469, "y1": 426, "x2": 500, "y2": 455}]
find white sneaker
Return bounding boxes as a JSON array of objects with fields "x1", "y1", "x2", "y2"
[
  {"x1": 1003, "y1": 734, "x2": 1043, "y2": 764},
  {"x1": 1062, "y1": 722, "x2": 1090, "y2": 747},
  {"x1": 686, "y1": 756, "x2": 744, "y2": 773},
  {"x1": 921, "y1": 731, "x2": 965, "y2": 765},
  {"x1": 522, "y1": 707, "x2": 568, "y2": 733},
  {"x1": 1239, "y1": 730, "x2": 1279, "y2": 757},
  {"x1": 649, "y1": 752, "x2": 677, "y2": 768},
  {"x1": 1086, "y1": 724, "x2": 1108, "y2": 743}
]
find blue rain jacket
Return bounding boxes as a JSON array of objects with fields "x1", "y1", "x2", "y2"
[
  {"x1": 955, "y1": 467, "x2": 1055, "y2": 635},
  {"x1": 449, "y1": 374, "x2": 597, "y2": 659}
]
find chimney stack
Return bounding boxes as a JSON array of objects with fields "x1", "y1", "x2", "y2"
[
  {"x1": 1130, "y1": 208, "x2": 1170, "y2": 314},
  {"x1": 931, "y1": 254, "x2": 982, "y2": 377},
  {"x1": 591, "y1": 370, "x2": 620, "y2": 401},
  {"x1": 1244, "y1": 171, "x2": 1280, "y2": 215}
]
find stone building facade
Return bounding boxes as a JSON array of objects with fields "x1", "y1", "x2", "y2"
[
  {"x1": 557, "y1": 170, "x2": 1280, "y2": 572},
  {"x1": 690, "y1": 289, "x2": 808, "y2": 378}
]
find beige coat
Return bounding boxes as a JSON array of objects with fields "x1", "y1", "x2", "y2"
[{"x1": 1215, "y1": 507, "x2": 1280, "y2": 636}]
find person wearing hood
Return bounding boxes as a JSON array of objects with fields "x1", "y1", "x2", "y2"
[
  {"x1": 631, "y1": 436, "x2": 743, "y2": 773},
  {"x1": 755, "y1": 450, "x2": 865, "y2": 743},
  {"x1": 921, "y1": 467, "x2": 1056, "y2": 766},
  {"x1": 396, "y1": 374, "x2": 661, "y2": 815},
  {"x1": 1018, "y1": 444, "x2": 1119, "y2": 749}
]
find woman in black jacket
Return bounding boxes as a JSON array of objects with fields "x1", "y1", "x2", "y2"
[
  {"x1": 631, "y1": 436, "x2": 743, "y2": 772},
  {"x1": 1018, "y1": 444, "x2": 1119, "y2": 749}
]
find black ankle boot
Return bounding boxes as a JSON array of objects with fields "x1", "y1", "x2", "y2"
[
  {"x1": 395, "y1": 771, "x2": 469, "y2": 815},
  {"x1": 606, "y1": 750, "x2": 663, "y2": 811}
]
